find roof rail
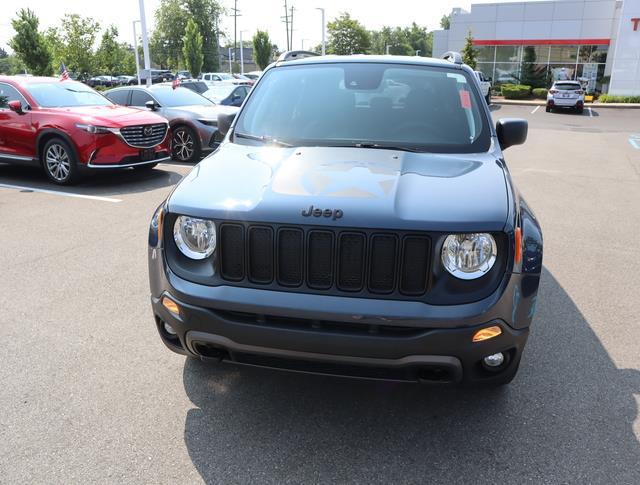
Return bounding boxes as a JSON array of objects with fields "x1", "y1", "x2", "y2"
[
  {"x1": 277, "y1": 50, "x2": 320, "y2": 62},
  {"x1": 442, "y1": 51, "x2": 463, "y2": 65}
]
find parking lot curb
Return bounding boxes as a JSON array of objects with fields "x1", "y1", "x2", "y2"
[{"x1": 494, "y1": 99, "x2": 640, "y2": 109}]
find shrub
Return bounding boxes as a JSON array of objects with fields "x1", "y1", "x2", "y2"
[
  {"x1": 501, "y1": 84, "x2": 531, "y2": 99},
  {"x1": 598, "y1": 94, "x2": 640, "y2": 103},
  {"x1": 532, "y1": 88, "x2": 548, "y2": 99}
]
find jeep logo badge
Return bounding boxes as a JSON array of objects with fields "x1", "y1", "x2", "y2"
[
  {"x1": 143, "y1": 126, "x2": 153, "y2": 136},
  {"x1": 301, "y1": 205, "x2": 343, "y2": 220}
]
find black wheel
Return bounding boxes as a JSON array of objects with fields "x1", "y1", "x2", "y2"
[
  {"x1": 41, "y1": 138, "x2": 80, "y2": 185},
  {"x1": 545, "y1": 106, "x2": 551, "y2": 113},
  {"x1": 133, "y1": 162, "x2": 158, "y2": 171},
  {"x1": 172, "y1": 125, "x2": 200, "y2": 163},
  {"x1": 576, "y1": 107, "x2": 584, "y2": 114},
  {"x1": 485, "y1": 93, "x2": 491, "y2": 105}
]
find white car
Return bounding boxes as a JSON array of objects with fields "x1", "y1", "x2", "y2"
[
  {"x1": 474, "y1": 71, "x2": 492, "y2": 104},
  {"x1": 546, "y1": 81, "x2": 584, "y2": 114},
  {"x1": 200, "y1": 72, "x2": 235, "y2": 83}
]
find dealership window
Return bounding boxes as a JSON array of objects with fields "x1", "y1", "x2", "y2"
[
  {"x1": 495, "y1": 45, "x2": 521, "y2": 62},
  {"x1": 549, "y1": 45, "x2": 579, "y2": 62},
  {"x1": 475, "y1": 45, "x2": 496, "y2": 63},
  {"x1": 494, "y1": 62, "x2": 520, "y2": 84}
]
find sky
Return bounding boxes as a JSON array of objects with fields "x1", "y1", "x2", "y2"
[{"x1": 1, "y1": 0, "x2": 546, "y2": 53}]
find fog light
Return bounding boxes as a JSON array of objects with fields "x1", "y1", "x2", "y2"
[
  {"x1": 483, "y1": 352, "x2": 505, "y2": 367},
  {"x1": 163, "y1": 321, "x2": 177, "y2": 336},
  {"x1": 472, "y1": 325, "x2": 502, "y2": 342},
  {"x1": 161, "y1": 296, "x2": 180, "y2": 316}
]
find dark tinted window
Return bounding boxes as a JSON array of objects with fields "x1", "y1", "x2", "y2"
[
  {"x1": 25, "y1": 81, "x2": 111, "y2": 107},
  {"x1": 130, "y1": 90, "x2": 154, "y2": 106},
  {"x1": 235, "y1": 62, "x2": 489, "y2": 153},
  {"x1": 106, "y1": 89, "x2": 130, "y2": 105},
  {"x1": 0, "y1": 83, "x2": 25, "y2": 109},
  {"x1": 182, "y1": 82, "x2": 208, "y2": 94},
  {"x1": 555, "y1": 82, "x2": 581, "y2": 91}
]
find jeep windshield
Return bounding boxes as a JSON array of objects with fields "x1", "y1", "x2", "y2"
[{"x1": 233, "y1": 62, "x2": 490, "y2": 153}]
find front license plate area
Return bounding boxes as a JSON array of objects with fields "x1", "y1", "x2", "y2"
[{"x1": 140, "y1": 148, "x2": 155, "y2": 161}]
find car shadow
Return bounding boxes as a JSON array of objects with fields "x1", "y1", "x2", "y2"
[
  {"x1": 489, "y1": 104, "x2": 502, "y2": 112},
  {"x1": 180, "y1": 267, "x2": 639, "y2": 483},
  {"x1": 0, "y1": 162, "x2": 185, "y2": 196}
]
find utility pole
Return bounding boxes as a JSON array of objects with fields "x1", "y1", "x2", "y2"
[
  {"x1": 290, "y1": 5, "x2": 294, "y2": 51},
  {"x1": 138, "y1": 0, "x2": 151, "y2": 87},
  {"x1": 240, "y1": 31, "x2": 246, "y2": 75},
  {"x1": 282, "y1": 1, "x2": 290, "y2": 50},
  {"x1": 232, "y1": 0, "x2": 241, "y2": 64},
  {"x1": 315, "y1": 8, "x2": 326, "y2": 55}
]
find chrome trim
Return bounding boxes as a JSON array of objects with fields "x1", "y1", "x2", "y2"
[
  {"x1": 87, "y1": 156, "x2": 171, "y2": 169},
  {"x1": 0, "y1": 152, "x2": 36, "y2": 162},
  {"x1": 115, "y1": 122, "x2": 169, "y2": 149}
]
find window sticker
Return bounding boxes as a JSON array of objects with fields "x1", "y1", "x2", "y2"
[{"x1": 459, "y1": 90, "x2": 471, "y2": 109}]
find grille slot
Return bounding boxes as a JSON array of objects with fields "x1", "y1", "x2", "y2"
[
  {"x1": 219, "y1": 224, "x2": 244, "y2": 280},
  {"x1": 307, "y1": 231, "x2": 334, "y2": 289},
  {"x1": 277, "y1": 228, "x2": 304, "y2": 286},
  {"x1": 400, "y1": 236, "x2": 430, "y2": 295},
  {"x1": 248, "y1": 226, "x2": 273, "y2": 284},
  {"x1": 216, "y1": 222, "x2": 432, "y2": 299},
  {"x1": 369, "y1": 234, "x2": 398, "y2": 293},
  {"x1": 337, "y1": 233, "x2": 366, "y2": 291},
  {"x1": 119, "y1": 123, "x2": 167, "y2": 148}
]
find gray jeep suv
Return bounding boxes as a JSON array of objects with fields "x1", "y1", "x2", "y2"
[{"x1": 148, "y1": 52, "x2": 543, "y2": 386}]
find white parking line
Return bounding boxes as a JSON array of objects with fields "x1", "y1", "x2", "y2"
[
  {"x1": 588, "y1": 107, "x2": 593, "y2": 117},
  {"x1": 0, "y1": 183, "x2": 122, "y2": 203},
  {"x1": 531, "y1": 106, "x2": 540, "y2": 114}
]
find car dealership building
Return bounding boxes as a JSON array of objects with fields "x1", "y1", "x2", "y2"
[{"x1": 433, "y1": 0, "x2": 640, "y2": 95}]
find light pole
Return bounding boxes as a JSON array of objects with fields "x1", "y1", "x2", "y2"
[
  {"x1": 315, "y1": 7, "x2": 325, "y2": 55},
  {"x1": 132, "y1": 20, "x2": 141, "y2": 85},
  {"x1": 138, "y1": 0, "x2": 151, "y2": 86},
  {"x1": 239, "y1": 30, "x2": 247, "y2": 75},
  {"x1": 386, "y1": 45, "x2": 391, "y2": 55},
  {"x1": 228, "y1": 47, "x2": 232, "y2": 74}
]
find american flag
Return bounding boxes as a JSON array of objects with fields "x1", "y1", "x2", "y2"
[
  {"x1": 59, "y1": 63, "x2": 69, "y2": 81},
  {"x1": 172, "y1": 77, "x2": 181, "y2": 89}
]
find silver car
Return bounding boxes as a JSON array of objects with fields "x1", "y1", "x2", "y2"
[{"x1": 104, "y1": 85, "x2": 238, "y2": 162}]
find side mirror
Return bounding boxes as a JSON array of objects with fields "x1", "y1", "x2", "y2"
[
  {"x1": 217, "y1": 111, "x2": 237, "y2": 137},
  {"x1": 8, "y1": 100, "x2": 24, "y2": 114},
  {"x1": 145, "y1": 100, "x2": 157, "y2": 111},
  {"x1": 496, "y1": 118, "x2": 527, "y2": 150}
]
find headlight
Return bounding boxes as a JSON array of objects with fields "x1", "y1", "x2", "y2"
[
  {"x1": 75, "y1": 123, "x2": 112, "y2": 134},
  {"x1": 173, "y1": 216, "x2": 216, "y2": 260},
  {"x1": 441, "y1": 233, "x2": 497, "y2": 280}
]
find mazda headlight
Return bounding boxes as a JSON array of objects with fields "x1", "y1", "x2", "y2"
[
  {"x1": 441, "y1": 233, "x2": 497, "y2": 280},
  {"x1": 75, "y1": 123, "x2": 112, "y2": 134},
  {"x1": 173, "y1": 216, "x2": 216, "y2": 260}
]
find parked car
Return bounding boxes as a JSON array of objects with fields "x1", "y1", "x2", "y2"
[
  {"x1": 200, "y1": 72, "x2": 234, "y2": 83},
  {"x1": 141, "y1": 69, "x2": 172, "y2": 84},
  {"x1": 175, "y1": 70, "x2": 192, "y2": 80},
  {"x1": 232, "y1": 73, "x2": 255, "y2": 85},
  {"x1": 147, "y1": 53, "x2": 542, "y2": 386},
  {"x1": 0, "y1": 76, "x2": 170, "y2": 184},
  {"x1": 104, "y1": 84, "x2": 238, "y2": 163},
  {"x1": 173, "y1": 80, "x2": 209, "y2": 95},
  {"x1": 116, "y1": 75, "x2": 137, "y2": 86},
  {"x1": 474, "y1": 70, "x2": 492, "y2": 104},
  {"x1": 244, "y1": 71, "x2": 262, "y2": 80},
  {"x1": 546, "y1": 80, "x2": 584, "y2": 113},
  {"x1": 86, "y1": 75, "x2": 116, "y2": 88},
  {"x1": 202, "y1": 83, "x2": 250, "y2": 106}
]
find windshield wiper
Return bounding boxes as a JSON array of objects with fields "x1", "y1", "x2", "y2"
[
  {"x1": 234, "y1": 132, "x2": 292, "y2": 147},
  {"x1": 336, "y1": 142, "x2": 424, "y2": 153}
]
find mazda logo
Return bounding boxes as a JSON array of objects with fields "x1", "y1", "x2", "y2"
[{"x1": 143, "y1": 126, "x2": 153, "y2": 136}]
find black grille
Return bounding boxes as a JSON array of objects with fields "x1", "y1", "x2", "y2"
[
  {"x1": 120, "y1": 123, "x2": 167, "y2": 148},
  {"x1": 217, "y1": 222, "x2": 432, "y2": 299}
]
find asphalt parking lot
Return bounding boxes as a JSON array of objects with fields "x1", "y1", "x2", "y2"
[{"x1": 1, "y1": 105, "x2": 639, "y2": 484}]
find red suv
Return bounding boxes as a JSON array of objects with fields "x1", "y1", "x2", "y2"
[{"x1": 0, "y1": 76, "x2": 171, "y2": 184}]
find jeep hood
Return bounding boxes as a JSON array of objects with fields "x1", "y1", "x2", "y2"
[{"x1": 169, "y1": 143, "x2": 509, "y2": 232}]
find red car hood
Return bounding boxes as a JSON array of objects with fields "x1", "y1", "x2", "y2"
[{"x1": 43, "y1": 105, "x2": 167, "y2": 127}]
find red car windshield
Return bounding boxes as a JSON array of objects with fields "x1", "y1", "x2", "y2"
[{"x1": 25, "y1": 81, "x2": 112, "y2": 108}]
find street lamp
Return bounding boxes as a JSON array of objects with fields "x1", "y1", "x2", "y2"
[
  {"x1": 315, "y1": 7, "x2": 326, "y2": 55},
  {"x1": 132, "y1": 20, "x2": 141, "y2": 85},
  {"x1": 138, "y1": 0, "x2": 152, "y2": 86}
]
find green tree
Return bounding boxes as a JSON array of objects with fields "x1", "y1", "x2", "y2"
[
  {"x1": 440, "y1": 14, "x2": 451, "y2": 30},
  {"x1": 327, "y1": 13, "x2": 371, "y2": 55},
  {"x1": 0, "y1": 55, "x2": 26, "y2": 75},
  {"x1": 44, "y1": 27, "x2": 65, "y2": 71},
  {"x1": 461, "y1": 30, "x2": 477, "y2": 70},
  {"x1": 520, "y1": 46, "x2": 546, "y2": 88},
  {"x1": 0, "y1": 47, "x2": 7, "y2": 58},
  {"x1": 252, "y1": 30, "x2": 272, "y2": 70},
  {"x1": 405, "y1": 23, "x2": 432, "y2": 57},
  {"x1": 152, "y1": 0, "x2": 222, "y2": 71},
  {"x1": 370, "y1": 27, "x2": 412, "y2": 56},
  {"x1": 9, "y1": 9, "x2": 52, "y2": 75},
  {"x1": 54, "y1": 14, "x2": 100, "y2": 76},
  {"x1": 96, "y1": 26, "x2": 125, "y2": 75},
  {"x1": 182, "y1": 19, "x2": 203, "y2": 77}
]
